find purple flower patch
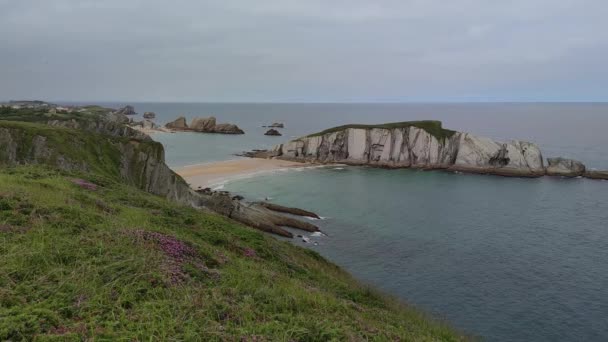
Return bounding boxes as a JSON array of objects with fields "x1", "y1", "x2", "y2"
[{"x1": 129, "y1": 229, "x2": 211, "y2": 285}]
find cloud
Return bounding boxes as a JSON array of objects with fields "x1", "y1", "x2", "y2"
[{"x1": 0, "y1": 0, "x2": 606, "y2": 101}]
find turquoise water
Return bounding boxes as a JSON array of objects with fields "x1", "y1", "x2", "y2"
[
  {"x1": 223, "y1": 167, "x2": 608, "y2": 342},
  {"x1": 72, "y1": 102, "x2": 608, "y2": 341}
]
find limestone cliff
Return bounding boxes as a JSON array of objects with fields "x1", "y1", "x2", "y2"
[{"x1": 268, "y1": 121, "x2": 546, "y2": 177}]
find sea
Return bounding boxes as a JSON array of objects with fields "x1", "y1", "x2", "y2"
[{"x1": 74, "y1": 102, "x2": 608, "y2": 341}]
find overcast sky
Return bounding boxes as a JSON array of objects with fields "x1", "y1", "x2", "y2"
[{"x1": 1, "y1": 0, "x2": 607, "y2": 102}]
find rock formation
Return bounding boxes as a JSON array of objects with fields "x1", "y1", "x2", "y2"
[
  {"x1": 262, "y1": 121, "x2": 544, "y2": 177},
  {"x1": 264, "y1": 129, "x2": 282, "y2": 136},
  {"x1": 546, "y1": 158, "x2": 586, "y2": 177},
  {"x1": 165, "y1": 116, "x2": 244, "y2": 134},
  {"x1": 115, "y1": 105, "x2": 137, "y2": 115},
  {"x1": 264, "y1": 122, "x2": 284, "y2": 128},
  {"x1": 143, "y1": 112, "x2": 156, "y2": 119}
]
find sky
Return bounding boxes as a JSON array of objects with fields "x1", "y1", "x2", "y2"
[{"x1": 0, "y1": 0, "x2": 607, "y2": 102}]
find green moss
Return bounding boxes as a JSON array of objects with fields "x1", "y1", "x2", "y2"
[{"x1": 307, "y1": 120, "x2": 457, "y2": 141}]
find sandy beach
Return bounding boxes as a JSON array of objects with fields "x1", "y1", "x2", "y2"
[{"x1": 174, "y1": 158, "x2": 310, "y2": 189}]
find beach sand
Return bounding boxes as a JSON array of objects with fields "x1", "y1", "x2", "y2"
[{"x1": 174, "y1": 158, "x2": 308, "y2": 188}]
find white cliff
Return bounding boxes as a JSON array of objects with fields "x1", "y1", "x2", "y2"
[{"x1": 268, "y1": 121, "x2": 547, "y2": 177}]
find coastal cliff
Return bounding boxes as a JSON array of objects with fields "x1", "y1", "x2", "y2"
[
  {"x1": 268, "y1": 121, "x2": 546, "y2": 177},
  {"x1": 0, "y1": 107, "x2": 322, "y2": 237}
]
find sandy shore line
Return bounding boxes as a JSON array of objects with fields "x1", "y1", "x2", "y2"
[{"x1": 174, "y1": 158, "x2": 315, "y2": 189}]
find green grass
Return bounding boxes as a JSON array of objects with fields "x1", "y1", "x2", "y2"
[
  {"x1": 307, "y1": 120, "x2": 457, "y2": 141},
  {"x1": 0, "y1": 120, "x2": 165, "y2": 183},
  {"x1": 0, "y1": 106, "x2": 108, "y2": 124},
  {"x1": 0, "y1": 166, "x2": 463, "y2": 341}
]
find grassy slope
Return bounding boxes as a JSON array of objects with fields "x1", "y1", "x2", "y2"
[
  {"x1": 307, "y1": 120, "x2": 457, "y2": 141},
  {"x1": 0, "y1": 166, "x2": 462, "y2": 341}
]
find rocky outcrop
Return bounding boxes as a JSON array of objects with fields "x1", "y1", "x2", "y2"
[
  {"x1": 115, "y1": 105, "x2": 137, "y2": 115},
  {"x1": 258, "y1": 202, "x2": 320, "y2": 219},
  {"x1": 264, "y1": 122, "x2": 284, "y2": 128},
  {"x1": 164, "y1": 116, "x2": 244, "y2": 134},
  {"x1": 264, "y1": 129, "x2": 282, "y2": 136},
  {"x1": 143, "y1": 112, "x2": 156, "y2": 119},
  {"x1": 546, "y1": 158, "x2": 586, "y2": 177},
  {"x1": 165, "y1": 116, "x2": 188, "y2": 130}
]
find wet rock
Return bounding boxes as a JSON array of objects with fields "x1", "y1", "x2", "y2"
[{"x1": 258, "y1": 202, "x2": 320, "y2": 219}]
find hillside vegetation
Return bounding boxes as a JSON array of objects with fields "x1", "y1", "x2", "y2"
[{"x1": 0, "y1": 107, "x2": 463, "y2": 340}]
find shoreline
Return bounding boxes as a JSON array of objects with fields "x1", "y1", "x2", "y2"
[{"x1": 174, "y1": 158, "x2": 329, "y2": 189}]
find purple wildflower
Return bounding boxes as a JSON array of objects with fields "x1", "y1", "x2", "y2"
[{"x1": 130, "y1": 229, "x2": 208, "y2": 285}]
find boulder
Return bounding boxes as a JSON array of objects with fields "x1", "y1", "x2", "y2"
[
  {"x1": 115, "y1": 105, "x2": 136, "y2": 115},
  {"x1": 213, "y1": 123, "x2": 244, "y2": 134},
  {"x1": 143, "y1": 112, "x2": 156, "y2": 119},
  {"x1": 264, "y1": 129, "x2": 282, "y2": 136},
  {"x1": 546, "y1": 158, "x2": 586, "y2": 177},
  {"x1": 268, "y1": 122, "x2": 284, "y2": 128},
  {"x1": 165, "y1": 116, "x2": 188, "y2": 130},
  {"x1": 190, "y1": 116, "x2": 217, "y2": 132}
]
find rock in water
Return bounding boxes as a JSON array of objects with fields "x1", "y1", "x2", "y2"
[
  {"x1": 264, "y1": 129, "x2": 282, "y2": 136},
  {"x1": 143, "y1": 112, "x2": 156, "y2": 119},
  {"x1": 213, "y1": 123, "x2": 244, "y2": 134},
  {"x1": 269, "y1": 122, "x2": 284, "y2": 128},
  {"x1": 115, "y1": 105, "x2": 137, "y2": 115},
  {"x1": 165, "y1": 116, "x2": 188, "y2": 130},
  {"x1": 190, "y1": 117, "x2": 217, "y2": 132},
  {"x1": 546, "y1": 158, "x2": 586, "y2": 177}
]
